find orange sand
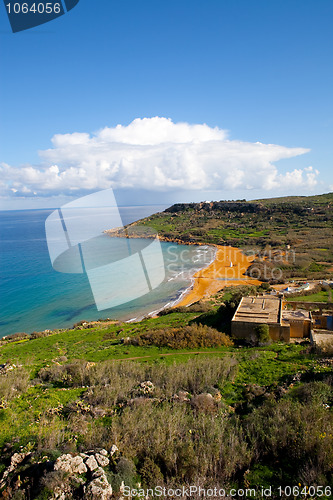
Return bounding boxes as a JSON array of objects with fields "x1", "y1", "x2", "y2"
[{"x1": 176, "y1": 245, "x2": 260, "y2": 307}]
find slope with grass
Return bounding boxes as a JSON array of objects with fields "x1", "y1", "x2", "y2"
[
  {"x1": 114, "y1": 193, "x2": 333, "y2": 281},
  {"x1": 0, "y1": 286, "x2": 332, "y2": 498}
]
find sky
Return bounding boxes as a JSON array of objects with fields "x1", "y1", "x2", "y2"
[{"x1": 0, "y1": 0, "x2": 332, "y2": 209}]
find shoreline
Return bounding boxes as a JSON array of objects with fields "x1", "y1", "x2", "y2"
[
  {"x1": 172, "y1": 245, "x2": 260, "y2": 307},
  {"x1": 103, "y1": 228, "x2": 262, "y2": 314},
  {"x1": 1, "y1": 240, "x2": 259, "y2": 338},
  {"x1": 133, "y1": 243, "x2": 260, "y2": 320},
  {"x1": 126, "y1": 244, "x2": 218, "y2": 322}
]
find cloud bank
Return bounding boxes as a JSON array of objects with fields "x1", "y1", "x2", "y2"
[{"x1": 0, "y1": 117, "x2": 317, "y2": 198}]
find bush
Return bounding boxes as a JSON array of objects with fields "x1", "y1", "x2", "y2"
[
  {"x1": 129, "y1": 324, "x2": 233, "y2": 349},
  {"x1": 257, "y1": 282, "x2": 272, "y2": 292},
  {"x1": 30, "y1": 331, "x2": 51, "y2": 339},
  {"x1": 291, "y1": 381, "x2": 332, "y2": 407},
  {"x1": 245, "y1": 397, "x2": 333, "y2": 485},
  {"x1": 4, "y1": 332, "x2": 29, "y2": 342},
  {"x1": 0, "y1": 366, "x2": 30, "y2": 402},
  {"x1": 190, "y1": 393, "x2": 217, "y2": 414},
  {"x1": 38, "y1": 360, "x2": 90, "y2": 387},
  {"x1": 139, "y1": 457, "x2": 164, "y2": 486},
  {"x1": 254, "y1": 324, "x2": 271, "y2": 345},
  {"x1": 110, "y1": 402, "x2": 251, "y2": 483},
  {"x1": 109, "y1": 457, "x2": 137, "y2": 490}
]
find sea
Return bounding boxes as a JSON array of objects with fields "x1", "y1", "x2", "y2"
[{"x1": 0, "y1": 206, "x2": 215, "y2": 338}]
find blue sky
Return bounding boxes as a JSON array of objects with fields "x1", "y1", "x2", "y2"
[{"x1": 0, "y1": 0, "x2": 332, "y2": 209}]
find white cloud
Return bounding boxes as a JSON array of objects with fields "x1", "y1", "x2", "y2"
[{"x1": 0, "y1": 117, "x2": 316, "y2": 198}]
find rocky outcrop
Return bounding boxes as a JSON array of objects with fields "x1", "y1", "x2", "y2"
[
  {"x1": 54, "y1": 453, "x2": 88, "y2": 474},
  {"x1": 0, "y1": 448, "x2": 116, "y2": 499},
  {"x1": 0, "y1": 452, "x2": 31, "y2": 489},
  {"x1": 84, "y1": 466, "x2": 112, "y2": 499},
  {"x1": 85, "y1": 455, "x2": 99, "y2": 472}
]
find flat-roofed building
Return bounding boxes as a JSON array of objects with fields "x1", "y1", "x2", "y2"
[
  {"x1": 231, "y1": 296, "x2": 312, "y2": 342},
  {"x1": 281, "y1": 309, "x2": 312, "y2": 338}
]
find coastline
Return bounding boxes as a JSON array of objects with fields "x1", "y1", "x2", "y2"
[
  {"x1": 2, "y1": 237, "x2": 259, "y2": 337},
  {"x1": 127, "y1": 244, "x2": 218, "y2": 322},
  {"x1": 173, "y1": 245, "x2": 260, "y2": 307},
  {"x1": 120, "y1": 243, "x2": 260, "y2": 321},
  {"x1": 104, "y1": 229, "x2": 261, "y2": 318}
]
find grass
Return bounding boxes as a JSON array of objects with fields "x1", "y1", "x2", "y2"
[
  {"x1": 0, "y1": 310, "x2": 326, "y2": 429},
  {"x1": 1, "y1": 298, "x2": 333, "y2": 497},
  {"x1": 0, "y1": 386, "x2": 84, "y2": 448},
  {"x1": 286, "y1": 290, "x2": 330, "y2": 302},
  {"x1": 0, "y1": 311, "x2": 200, "y2": 369},
  {"x1": 0, "y1": 340, "x2": 322, "y2": 447}
]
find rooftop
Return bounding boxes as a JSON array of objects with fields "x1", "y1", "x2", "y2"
[
  {"x1": 232, "y1": 296, "x2": 281, "y2": 324},
  {"x1": 282, "y1": 309, "x2": 311, "y2": 323}
]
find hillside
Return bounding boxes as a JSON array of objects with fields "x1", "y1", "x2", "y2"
[
  {"x1": 113, "y1": 192, "x2": 333, "y2": 281},
  {"x1": 0, "y1": 286, "x2": 332, "y2": 498}
]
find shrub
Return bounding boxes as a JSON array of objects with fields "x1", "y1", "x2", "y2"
[
  {"x1": 30, "y1": 331, "x2": 51, "y2": 339},
  {"x1": 4, "y1": 332, "x2": 29, "y2": 341},
  {"x1": 38, "y1": 360, "x2": 90, "y2": 387},
  {"x1": 190, "y1": 393, "x2": 217, "y2": 414},
  {"x1": 139, "y1": 457, "x2": 164, "y2": 486},
  {"x1": 109, "y1": 457, "x2": 137, "y2": 490},
  {"x1": 109, "y1": 402, "x2": 251, "y2": 483},
  {"x1": 0, "y1": 366, "x2": 30, "y2": 402},
  {"x1": 245, "y1": 396, "x2": 333, "y2": 485},
  {"x1": 257, "y1": 282, "x2": 272, "y2": 292},
  {"x1": 254, "y1": 324, "x2": 271, "y2": 345},
  {"x1": 129, "y1": 324, "x2": 233, "y2": 349},
  {"x1": 291, "y1": 381, "x2": 332, "y2": 407}
]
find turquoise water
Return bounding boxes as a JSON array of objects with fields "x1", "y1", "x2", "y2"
[{"x1": 0, "y1": 207, "x2": 215, "y2": 337}]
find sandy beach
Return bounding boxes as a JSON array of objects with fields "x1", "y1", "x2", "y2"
[{"x1": 175, "y1": 245, "x2": 260, "y2": 307}]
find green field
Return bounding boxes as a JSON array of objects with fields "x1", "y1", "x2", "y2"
[{"x1": 286, "y1": 290, "x2": 330, "y2": 302}]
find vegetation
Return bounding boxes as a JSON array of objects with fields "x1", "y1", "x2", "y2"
[
  {"x1": 116, "y1": 192, "x2": 333, "y2": 281},
  {"x1": 254, "y1": 324, "x2": 271, "y2": 345},
  {"x1": 0, "y1": 285, "x2": 332, "y2": 497},
  {"x1": 1, "y1": 193, "x2": 333, "y2": 496},
  {"x1": 127, "y1": 323, "x2": 234, "y2": 348},
  {"x1": 286, "y1": 290, "x2": 331, "y2": 302}
]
